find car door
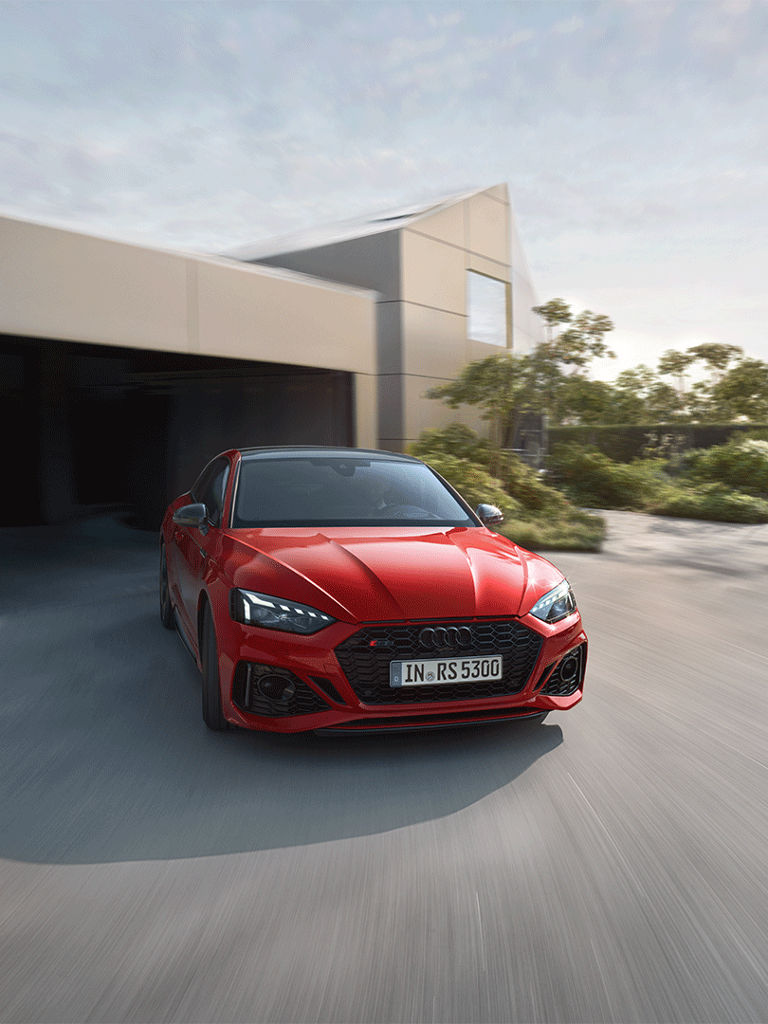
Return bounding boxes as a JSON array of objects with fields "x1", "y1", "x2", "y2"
[{"x1": 174, "y1": 457, "x2": 230, "y2": 643}]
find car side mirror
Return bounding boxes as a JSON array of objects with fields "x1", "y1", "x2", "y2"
[
  {"x1": 476, "y1": 503, "x2": 504, "y2": 526},
  {"x1": 173, "y1": 502, "x2": 210, "y2": 533}
]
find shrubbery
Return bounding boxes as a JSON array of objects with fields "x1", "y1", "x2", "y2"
[
  {"x1": 647, "y1": 484, "x2": 768, "y2": 524},
  {"x1": 410, "y1": 425, "x2": 606, "y2": 551},
  {"x1": 547, "y1": 436, "x2": 768, "y2": 523},
  {"x1": 412, "y1": 451, "x2": 522, "y2": 520},
  {"x1": 547, "y1": 443, "x2": 668, "y2": 509},
  {"x1": 684, "y1": 438, "x2": 768, "y2": 496},
  {"x1": 497, "y1": 513, "x2": 606, "y2": 552},
  {"x1": 412, "y1": 424, "x2": 572, "y2": 514},
  {"x1": 547, "y1": 423, "x2": 768, "y2": 462},
  {"x1": 411, "y1": 424, "x2": 768, "y2": 536}
]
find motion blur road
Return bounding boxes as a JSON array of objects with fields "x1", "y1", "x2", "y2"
[{"x1": 1, "y1": 512, "x2": 767, "y2": 1023}]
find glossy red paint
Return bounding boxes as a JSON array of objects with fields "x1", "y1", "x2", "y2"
[{"x1": 161, "y1": 448, "x2": 587, "y2": 733}]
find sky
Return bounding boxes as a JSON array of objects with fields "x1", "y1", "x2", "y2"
[{"x1": 1, "y1": 0, "x2": 767, "y2": 376}]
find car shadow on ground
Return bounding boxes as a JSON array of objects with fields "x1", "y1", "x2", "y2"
[{"x1": 0, "y1": 521, "x2": 563, "y2": 865}]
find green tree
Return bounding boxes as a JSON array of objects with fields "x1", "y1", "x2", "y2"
[
  {"x1": 656, "y1": 343, "x2": 745, "y2": 420},
  {"x1": 553, "y1": 376, "x2": 616, "y2": 424},
  {"x1": 709, "y1": 358, "x2": 768, "y2": 421},
  {"x1": 426, "y1": 352, "x2": 536, "y2": 447},
  {"x1": 427, "y1": 299, "x2": 615, "y2": 440},
  {"x1": 531, "y1": 297, "x2": 572, "y2": 338},
  {"x1": 610, "y1": 367, "x2": 653, "y2": 424},
  {"x1": 657, "y1": 349, "x2": 696, "y2": 398},
  {"x1": 429, "y1": 299, "x2": 768, "y2": 435},
  {"x1": 531, "y1": 301, "x2": 615, "y2": 366},
  {"x1": 686, "y1": 343, "x2": 743, "y2": 375},
  {"x1": 609, "y1": 345, "x2": 760, "y2": 424}
]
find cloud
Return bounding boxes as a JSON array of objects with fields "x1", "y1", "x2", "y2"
[
  {"x1": 1, "y1": 0, "x2": 767, "y2": 364},
  {"x1": 553, "y1": 15, "x2": 583, "y2": 35},
  {"x1": 502, "y1": 29, "x2": 535, "y2": 48},
  {"x1": 428, "y1": 10, "x2": 464, "y2": 29},
  {"x1": 385, "y1": 33, "x2": 449, "y2": 67},
  {"x1": 722, "y1": 0, "x2": 752, "y2": 14}
]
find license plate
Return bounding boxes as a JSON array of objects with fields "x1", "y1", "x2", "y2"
[{"x1": 389, "y1": 656, "x2": 503, "y2": 688}]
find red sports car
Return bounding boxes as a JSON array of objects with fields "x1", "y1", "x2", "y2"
[{"x1": 160, "y1": 447, "x2": 586, "y2": 733}]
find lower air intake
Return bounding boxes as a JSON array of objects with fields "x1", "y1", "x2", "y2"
[
  {"x1": 541, "y1": 644, "x2": 586, "y2": 696},
  {"x1": 232, "y1": 662, "x2": 329, "y2": 717}
]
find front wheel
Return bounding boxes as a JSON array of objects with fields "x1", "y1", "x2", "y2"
[{"x1": 201, "y1": 605, "x2": 228, "y2": 731}]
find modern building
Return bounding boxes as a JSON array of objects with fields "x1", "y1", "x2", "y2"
[
  {"x1": 0, "y1": 184, "x2": 541, "y2": 527},
  {"x1": 0, "y1": 217, "x2": 378, "y2": 527},
  {"x1": 230, "y1": 183, "x2": 542, "y2": 450}
]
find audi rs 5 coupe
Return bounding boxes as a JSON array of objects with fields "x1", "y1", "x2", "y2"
[{"x1": 160, "y1": 447, "x2": 587, "y2": 733}]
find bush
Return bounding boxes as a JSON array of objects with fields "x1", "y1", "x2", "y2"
[
  {"x1": 412, "y1": 424, "x2": 570, "y2": 515},
  {"x1": 497, "y1": 515, "x2": 606, "y2": 552},
  {"x1": 546, "y1": 439, "x2": 768, "y2": 524},
  {"x1": 414, "y1": 452, "x2": 523, "y2": 520},
  {"x1": 684, "y1": 438, "x2": 768, "y2": 496},
  {"x1": 648, "y1": 483, "x2": 768, "y2": 524},
  {"x1": 548, "y1": 423, "x2": 768, "y2": 462},
  {"x1": 547, "y1": 443, "x2": 668, "y2": 509},
  {"x1": 411, "y1": 423, "x2": 500, "y2": 466},
  {"x1": 410, "y1": 426, "x2": 605, "y2": 551}
]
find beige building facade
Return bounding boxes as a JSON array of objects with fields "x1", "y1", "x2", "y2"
[
  {"x1": 0, "y1": 184, "x2": 541, "y2": 525},
  {"x1": 232, "y1": 184, "x2": 543, "y2": 450},
  {"x1": 0, "y1": 215, "x2": 378, "y2": 525}
]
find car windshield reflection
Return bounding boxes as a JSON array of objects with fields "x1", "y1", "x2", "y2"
[{"x1": 232, "y1": 455, "x2": 476, "y2": 528}]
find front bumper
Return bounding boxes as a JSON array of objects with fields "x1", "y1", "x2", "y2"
[{"x1": 217, "y1": 613, "x2": 586, "y2": 733}]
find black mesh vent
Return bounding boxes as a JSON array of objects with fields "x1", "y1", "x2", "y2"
[
  {"x1": 535, "y1": 664, "x2": 557, "y2": 692},
  {"x1": 232, "y1": 663, "x2": 329, "y2": 717},
  {"x1": 541, "y1": 644, "x2": 586, "y2": 696},
  {"x1": 310, "y1": 676, "x2": 348, "y2": 705},
  {"x1": 334, "y1": 619, "x2": 543, "y2": 705}
]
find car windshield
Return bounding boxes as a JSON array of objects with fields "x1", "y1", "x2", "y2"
[{"x1": 232, "y1": 456, "x2": 477, "y2": 528}]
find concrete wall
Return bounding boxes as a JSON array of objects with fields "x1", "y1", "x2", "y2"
[
  {"x1": 394, "y1": 187, "x2": 510, "y2": 447},
  {"x1": 259, "y1": 230, "x2": 400, "y2": 303},
  {"x1": 251, "y1": 185, "x2": 543, "y2": 451},
  {"x1": 509, "y1": 208, "x2": 541, "y2": 355},
  {"x1": 0, "y1": 216, "x2": 379, "y2": 448},
  {"x1": 391, "y1": 184, "x2": 545, "y2": 448},
  {"x1": 258, "y1": 231, "x2": 404, "y2": 446}
]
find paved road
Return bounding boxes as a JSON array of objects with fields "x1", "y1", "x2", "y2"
[{"x1": 1, "y1": 513, "x2": 767, "y2": 1023}]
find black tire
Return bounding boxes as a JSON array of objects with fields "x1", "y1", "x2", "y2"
[
  {"x1": 201, "y1": 604, "x2": 228, "y2": 731},
  {"x1": 159, "y1": 542, "x2": 175, "y2": 629}
]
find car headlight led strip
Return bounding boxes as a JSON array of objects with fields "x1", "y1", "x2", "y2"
[
  {"x1": 530, "y1": 580, "x2": 576, "y2": 624},
  {"x1": 230, "y1": 588, "x2": 336, "y2": 634}
]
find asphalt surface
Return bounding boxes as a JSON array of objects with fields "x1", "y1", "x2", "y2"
[{"x1": 1, "y1": 512, "x2": 767, "y2": 1023}]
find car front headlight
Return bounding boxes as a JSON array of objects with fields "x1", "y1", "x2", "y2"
[
  {"x1": 230, "y1": 588, "x2": 336, "y2": 634},
  {"x1": 530, "y1": 580, "x2": 576, "y2": 624}
]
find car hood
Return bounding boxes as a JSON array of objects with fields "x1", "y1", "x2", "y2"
[{"x1": 222, "y1": 526, "x2": 563, "y2": 623}]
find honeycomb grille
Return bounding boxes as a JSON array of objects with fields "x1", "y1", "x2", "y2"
[
  {"x1": 335, "y1": 619, "x2": 543, "y2": 705},
  {"x1": 541, "y1": 644, "x2": 586, "y2": 696}
]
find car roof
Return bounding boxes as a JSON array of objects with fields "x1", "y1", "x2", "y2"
[{"x1": 237, "y1": 446, "x2": 421, "y2": 463}]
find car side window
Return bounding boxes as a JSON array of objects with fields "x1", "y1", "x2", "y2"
[{"x1": 192, "y1": 458, "x2": 230, "y2": 528}]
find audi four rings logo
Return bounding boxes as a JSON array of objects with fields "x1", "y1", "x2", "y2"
[{"x1": 419, "y1": 626, "x2": 473, "y2": 649}]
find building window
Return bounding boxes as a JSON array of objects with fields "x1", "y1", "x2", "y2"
[{"x1": 467, "y1": 271, "x2": 509, "y2": 347}]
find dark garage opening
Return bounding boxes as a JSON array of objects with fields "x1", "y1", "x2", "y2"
[{"x1": 1, "y1": 336, "x2": 354, "y2": 530}]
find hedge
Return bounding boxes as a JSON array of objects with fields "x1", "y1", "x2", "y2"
[
  {"x1": 547, "y1": 423, "x2": 768, "y2": 463},
  {"x1": 647, "y1": 484, "x2": 768, "y2": 524}
]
